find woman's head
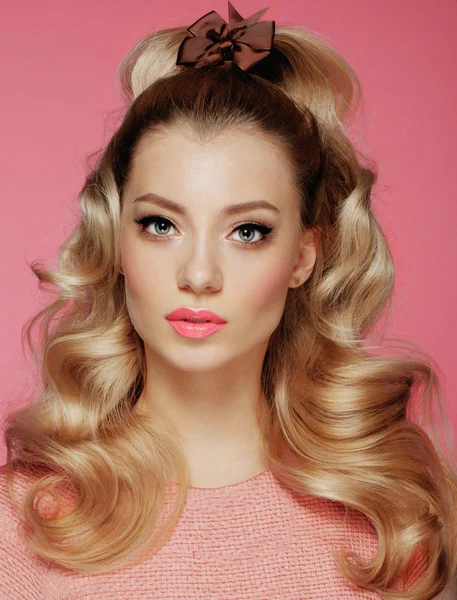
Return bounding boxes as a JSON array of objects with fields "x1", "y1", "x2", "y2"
[
  {"x1": 119, "y1": 120, "x2": 317, "y2": 374},
  {"x1": 98, "y1": 52, "x2": 356, "y2": 388}
]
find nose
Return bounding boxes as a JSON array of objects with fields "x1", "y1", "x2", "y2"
[{"x1": 177, "y1": 235, "x2": 223, "y2": 295}]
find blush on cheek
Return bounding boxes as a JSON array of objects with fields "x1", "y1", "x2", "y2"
[{"x1": 253, "y1": 264, "x2": 291, "y2": 311}]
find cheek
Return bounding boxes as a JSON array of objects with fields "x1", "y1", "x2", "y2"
[
  {"x1": 121, "y1": 243, "x2": 169, "y2": 338},
  {"x1": 120, "y1": 234, "x2": 163, "y2": 304},
  {"x1": 121, "y1": 248, "x2": 146, "y2": 300},
  {"x1": 248, "y1": 262, "x2": 291, "y2": 314},
  {"x1": 124, "y1": 260, "x2": 170, "y2": 311}
]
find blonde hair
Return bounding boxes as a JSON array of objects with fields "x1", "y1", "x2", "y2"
[{"x1": 2, "y1": 18, "x2": 457, "y2": 600}]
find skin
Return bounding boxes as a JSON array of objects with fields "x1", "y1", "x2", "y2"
[{"x1": 119, "y1": 124, "x2": 317, "y2": 488}]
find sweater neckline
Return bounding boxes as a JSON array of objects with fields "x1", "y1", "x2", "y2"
[{"x1": 169, "y1": 467, "x2": 272, "y2": 492}]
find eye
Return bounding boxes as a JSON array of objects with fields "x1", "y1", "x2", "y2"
[
  {"x1": 133, "y1": 215, "x2": 274, "y2": 248},
  {"x1": 230, "y1": 222, "x2": 274, "y2": 247},
  {"x1": 134, "y1": 215, "x2": 177, "y2": 237}
]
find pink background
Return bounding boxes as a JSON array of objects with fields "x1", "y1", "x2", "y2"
[{"x1": 1, "y1": 1, "x2": 456, "y2": 465}]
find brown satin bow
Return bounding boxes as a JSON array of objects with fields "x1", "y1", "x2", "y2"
[{"x1": 176, "y1": 1, "x2": 275, "y2": 71}]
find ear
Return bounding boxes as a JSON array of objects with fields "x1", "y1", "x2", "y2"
[{"x1": 288, "y1": 226, "x2": 319, "y2": 288}]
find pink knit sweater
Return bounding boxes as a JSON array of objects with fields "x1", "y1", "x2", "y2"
[{"x1": 0, "y1": 463, "x2": 427, "y2": 599}]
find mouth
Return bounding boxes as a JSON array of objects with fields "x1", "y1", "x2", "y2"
[
  {"x1": 167, "y1": 319, "x2": 227, "y2": 339},
  {"x1": 180, "y1": 318, "x2": 212, "y2": 323},
  {"x1": 166, "y1": 308, "x2": 227, "y2": 324}
]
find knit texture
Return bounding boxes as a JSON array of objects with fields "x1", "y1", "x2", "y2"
[{"x1": 0, "y1": 463, "x2": 427, "y2": 599}]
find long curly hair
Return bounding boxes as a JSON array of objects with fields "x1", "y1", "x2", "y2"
[{"x1": 2, "y1": 15, "x2": 457, "y2": 600}]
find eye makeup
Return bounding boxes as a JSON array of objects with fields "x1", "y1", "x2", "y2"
[{"x1": 133, "y1": 214, "x2": 275, "y2": 249}]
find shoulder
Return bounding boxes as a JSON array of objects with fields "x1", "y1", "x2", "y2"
[
  {"x1": 335, "y1": 499, "x2": 429, "y2": 590},
  {"x1": 0, "y1": 461, "x2": 46, "y2": 551},
  {"x1": 0, "y1": 462, "x2": 36, "y2": 538},
  {"x1": 299, "y1": 492, "x2": 380, "y2": 552},
  {"x1": 0, "y1": 462, "x2": 77, "y2": 519},
  {"x1": 306, "y1": 494, "x2": 429, "y2": 592},
  {"x1": 0, "y1": 463, "x2": 62, "y2": 600}
]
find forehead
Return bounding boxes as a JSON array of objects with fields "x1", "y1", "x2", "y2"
[{"x1": 124, "y1": 126, "x2": 299, "y2": 213}]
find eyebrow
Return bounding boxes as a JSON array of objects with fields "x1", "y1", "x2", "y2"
[{"x1": 133, "y1": 193, "x2": 280, "y2": 216}]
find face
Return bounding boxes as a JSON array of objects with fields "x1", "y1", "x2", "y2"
[{"x1": 119, "y1": 125, "x2": 316, "y2": 373}]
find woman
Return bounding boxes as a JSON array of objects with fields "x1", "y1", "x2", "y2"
[{"x1": 1, "y1": 2, "x2": 456, "y2": 598}]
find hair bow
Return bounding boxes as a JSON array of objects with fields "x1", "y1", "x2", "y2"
[{"x1": 176, "y1": 1, "x2": 275, "y2": 71}]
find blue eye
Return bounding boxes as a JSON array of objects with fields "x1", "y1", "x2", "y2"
[{"x1": 133, "y1": 215, "x2": 274, "y2": 248}]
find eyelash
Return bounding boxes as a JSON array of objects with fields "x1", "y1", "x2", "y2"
[{"x1": 133, "y1": 215, "x2": 274, "y2": 249}]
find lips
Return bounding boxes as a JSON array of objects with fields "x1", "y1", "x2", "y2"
[{"x1": 166, "y1": 308, "x2": 227, "y2": 324}]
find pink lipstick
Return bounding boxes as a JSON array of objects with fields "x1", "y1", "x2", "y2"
[{"x1": 165, "y1": 308, "x2": 227, "y2": 339}]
